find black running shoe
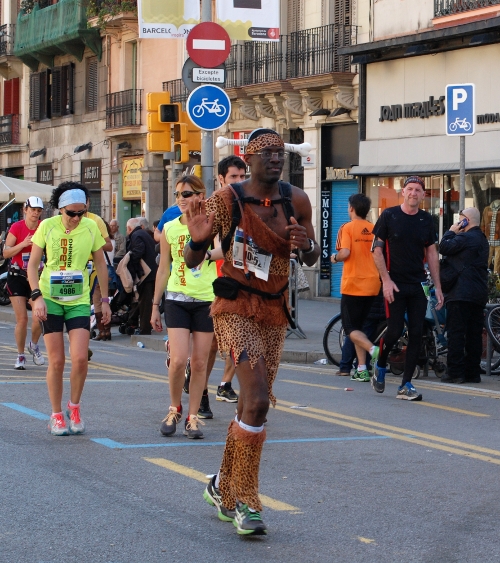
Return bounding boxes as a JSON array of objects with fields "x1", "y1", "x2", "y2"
[
  {"x1": 216, "y1": 383, "x2": 238, "y2": 403},
  {"x1": 183, "y1": 358, "x2": 191, "y2": 394},
  {"x1": 198, "y1": 392, "x2": 213, "y2": 419},
  {"x1": 233, "y1": 501, "x2": 267, "y2": 535},
  {"x1": 160, "y1": 406, "x2": 182, "y2": 436},
  {"x1": 203, "y1": 475, "x2": 235, "y2": 522}
]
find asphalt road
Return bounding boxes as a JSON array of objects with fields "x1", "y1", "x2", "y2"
[{"x1": 1, "y1": 324, "x2": 500, "y2": 563}]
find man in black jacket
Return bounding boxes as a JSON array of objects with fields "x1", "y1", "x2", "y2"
[
  {"x1": 439, "y1": 207, "x2": 489, "y2": 384},
  {"x1": 126, "y1": 218, "x2": 158, "y2": 335}
]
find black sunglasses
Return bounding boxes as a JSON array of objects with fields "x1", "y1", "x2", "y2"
[
  {"x1": 64, "y1": 208, "x2": 86, "y2": 218},
  {"x1": 174, "y1": 190, "x2": 198, "y2": 198}
]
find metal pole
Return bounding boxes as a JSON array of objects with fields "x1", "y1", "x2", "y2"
[
  {"x1": 201, "y1": 0, "x2": 214, "y2": 196},
  {"x1": 459, "y1": 135, "x2": 465, "y2": 211}
]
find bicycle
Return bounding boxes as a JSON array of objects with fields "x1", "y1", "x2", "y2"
[
  {"x1": 192, "y1": 98, "x2": 226, "y2": 118},
  {"x1": 449, "y1": 117, "x2": 471, "y2": 133}
]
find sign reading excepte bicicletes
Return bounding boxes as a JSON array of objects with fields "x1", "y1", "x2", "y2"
[
  {"x1": 186, "y1": 84, "x2": 231, "y2": 131},
  {"x1": 193, "y1": 68, "x2": 225, "y2": 84}
]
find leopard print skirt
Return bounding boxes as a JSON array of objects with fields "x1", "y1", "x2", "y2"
[{"x1": 213, "y1": 312, "x2": 287, "y2": 407}]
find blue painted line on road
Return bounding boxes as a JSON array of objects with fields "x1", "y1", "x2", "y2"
[
  {"x1": 92, "y1": 435, "x2": 390, "y2": 449},
  {"x1": 0, "y1": 379, "x2": 144, "y2": 384},
  {"x1": 1, "y1": 402, "x2": 50, "y2": 420}
]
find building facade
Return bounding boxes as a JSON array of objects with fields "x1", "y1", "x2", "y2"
[{"x1": 341, "y1": 0, "x2": 500, "y2": 278}]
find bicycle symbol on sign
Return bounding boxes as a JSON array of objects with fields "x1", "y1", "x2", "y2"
[
  {"x1": 449, "y1": 117, "x2": 471, "y2": 132},
  {"x1": 192, "y1": 98, "x2": 227, "y2": 118}
]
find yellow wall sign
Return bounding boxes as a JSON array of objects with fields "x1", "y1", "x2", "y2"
[{"x1": 122, "y1": 157, "x2": 144, "y2": 201}]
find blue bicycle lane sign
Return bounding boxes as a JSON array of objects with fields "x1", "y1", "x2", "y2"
[
  {"x1": 186, "y1": 84, "x2": 231, "y2": 131},
  {"x1": 445, "y1": 83, "x2": 475, "y2": 136}
]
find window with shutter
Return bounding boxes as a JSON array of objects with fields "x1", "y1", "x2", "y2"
[
  {"x1": 287, "y1": 0, "x2": 303, "y2": 33},
  {"x1": 86, "y1": 57, "x2": 98, "y2": 113},
  {"x1": 333, "y1": 0, "x2": 350, "y2": 26},
  {"x1": 29, "y1": 73, "x2": 41, "y2": 121},
  {"x1": 4, "y1": 79, "x2": 12, "y2": 115},
  {"x1": 40, "y1": 69, "x2": 51, "y2": 120},
  {"x1": 51, "y1": 66, "x2": 62, "y2": 117},
  {"x1": 62, "y1": 63, "x2": 74, "y2": 115},
  {"x1": 11, "y1": 78, "x2": 19, "y2": 115}
]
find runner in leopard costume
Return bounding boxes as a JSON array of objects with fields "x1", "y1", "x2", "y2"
[{"x1": 184, "y1": 128, "x2": 319, "y2": 535}]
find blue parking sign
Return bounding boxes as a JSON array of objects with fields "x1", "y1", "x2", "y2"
[
  {"x1": 186, "y1": 85, "x2": 231, "y2": 131},
  {"x1": 446, "y1": 84, "x2": 475, "y2": 136}
]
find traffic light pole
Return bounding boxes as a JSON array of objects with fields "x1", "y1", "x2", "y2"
[{"x1": 201, "y1": 0, "x2": 215, "y2": 197}]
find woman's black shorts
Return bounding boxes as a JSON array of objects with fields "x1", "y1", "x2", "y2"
[
  {"x1": 164, "y1": 299, "x2": 214, "y2": 333},
  {"x1": 6, "y1": 272, "x2": 31, "y2": 299}
]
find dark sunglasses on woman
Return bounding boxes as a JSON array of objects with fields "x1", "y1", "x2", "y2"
[
  {"x1": 174, "y1": 191, "x2": 198, "y2": 199},
  {"x1": 64, "y1": 208, "x2": 87, "y2": 218}
]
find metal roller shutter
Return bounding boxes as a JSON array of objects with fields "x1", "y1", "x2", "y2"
[{"x1": 330, "y1": 179, "x2": 358, "y2": 297}]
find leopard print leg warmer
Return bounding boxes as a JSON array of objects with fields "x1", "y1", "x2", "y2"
[{"x1": 220, "y1": 421, "x2": 267, "y2": 512}]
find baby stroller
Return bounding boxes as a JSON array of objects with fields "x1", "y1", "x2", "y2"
[{"x1": 90, "y1": 287, "x2": 134, "y2": 339}]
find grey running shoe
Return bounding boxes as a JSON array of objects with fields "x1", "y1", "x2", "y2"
[
  {"x1": 198, "y1": 393, "x2": 213, "y2": 419},
  {"x1": 48, "y1": 413, "x2": 69, "y2": 436},
  {"x1": 66, "y1": 403, "x2": 85, "y2": 434},
  {"x1": 203, "y1": 475, "x2": 236, "y2": 522},
  {"x1": 371, "y1": 364, "x2": 386, "y2": 393},
  {"x1": 14, "y1": 355, "x2": 26, "y2": 370},
  {"x1": 396, "y1": 382, "x2": 422, "y2": 401},
  {"x1": 28, "y1": 341, "x2": 45, "y2": 366},
  {"x1": 233, "y1": 501, "x2": 267, "y2": 535},
  {"x1": 216, "y1": 383, "x2": 238, "y2": 402},
  {"x1": 184, "y1": 415, "x2": 204, "y2": 439},
  {"x1": 160, "y1": 406, "x2": 182, "y2": 436}
]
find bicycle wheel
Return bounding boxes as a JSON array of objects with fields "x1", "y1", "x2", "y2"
[
  {"x1": 481, "y1": 325, "x2": 500, "y2": 372},
  {"x1": 322, "y1": 314, "x2": 344, "y2": 366},
  {"x1": 215, "y1": 105, "x2": 226, "y2": 117},
  {"x1": 449, "y1": 122, "x2": 457, "y2": 132},
  {"x1": 193, "y1": 105, "x2": 204, "y2": 118},
  {"x1": 486, "y1": 305, "x2": 500, "y2": 352},
  {"x1": 0, "y1": 277, "x2": 10, "y2": 306}
]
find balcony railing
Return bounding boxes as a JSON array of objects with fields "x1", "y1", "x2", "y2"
[
  {"x1": 162, "y1": 79, "x2": 189, "y2": 110},
  {"x1": 435, "y1": 0, "x2": 500, "y2": 16},
  {"x1": 226, "y1": 24, "x2": 356, "y2": 88},
  {"x1": 106, "y1": 89, "x2": 143, "y2": 129},
  {"x1": 0, "y1": 114, "x2": 20, "y2": 145},
  {"x1": 0, "y1": 24, "x2": 16, "y2": 56}
]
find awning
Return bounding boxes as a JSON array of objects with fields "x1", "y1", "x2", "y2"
[
  {"x1": 350, "y1": 160, "x2": 500, "y2": 176},
  {"x1": 0, "y1": 175, "x2": 54, "y2": 204}
]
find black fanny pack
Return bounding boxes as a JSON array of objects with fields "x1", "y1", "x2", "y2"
[{"x1": 212, "y1": 277, "x2": 295, "y2": 329}]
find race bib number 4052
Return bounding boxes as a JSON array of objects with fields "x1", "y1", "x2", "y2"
[{"x1": 232, "y1": 228, "x2": 272, "y2": 281}]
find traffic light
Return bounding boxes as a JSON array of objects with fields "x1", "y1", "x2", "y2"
[
  {"x1": 173, "y1": 111, "x2": 201, "y2": 164},
  {"x1": 146, "y1": 92, "x2": 173, "y2": 153}
]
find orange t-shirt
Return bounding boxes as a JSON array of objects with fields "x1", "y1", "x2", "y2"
[{"x1": 336, "y1": 219, "x2": 381, "y2": 296}]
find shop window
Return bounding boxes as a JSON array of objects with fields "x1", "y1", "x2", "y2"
[{"x1": 86, "y1": 56, "x2": 98, "y2": 113}]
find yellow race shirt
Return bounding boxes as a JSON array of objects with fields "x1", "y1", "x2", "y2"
[
  {"x1": 164, "y1": 217, "x2": 216, "y2": 302},
  {"x1": 32, "y1": 215, "x2": 105, "y2": 306}
]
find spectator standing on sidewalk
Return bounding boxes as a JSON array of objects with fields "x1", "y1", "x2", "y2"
[
  {"x1": 109, "y1": 219, "x2": 126, "y2": 261},
  {"x1": 126, "y1": 217, "x2": 157, "y2": 335},
  {"x1": 439, "y1": 207, "x2": 488, "y2": 384},
  {"x1": 331, "y1": 194, "x2": 381, "y2": 382},
  {"x1": 184, "y1": 128, "x2": 319, "y2": 535},
  {"x1": 370, "y1": 176, "x2": 443, "y2": 401},
  {"x1": 4, "y1": 197, "x2": 45, "y2": 369}
]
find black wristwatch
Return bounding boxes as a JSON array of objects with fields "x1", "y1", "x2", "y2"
[
  {"x1": 301, "y1": 238, "x2": 315, "y2": 255},
  {"x1": 30, "y1": 289, "x2": 43, "y2": 301}
]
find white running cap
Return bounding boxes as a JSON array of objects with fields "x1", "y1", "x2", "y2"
[{"x1": 25, "y1": 196, "x2": 44, "y2": 209}]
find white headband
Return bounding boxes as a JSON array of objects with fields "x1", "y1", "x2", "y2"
[{"x1": 58, "y1": 189, "x2": 87, "y2": 209}]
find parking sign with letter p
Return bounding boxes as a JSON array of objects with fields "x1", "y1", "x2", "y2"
[{"x1": 446, "y1": 83, "x2": 475, "y2": 136}]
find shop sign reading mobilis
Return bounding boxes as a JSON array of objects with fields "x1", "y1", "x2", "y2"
[{"x1": 379, "y1": 95, "x2": 445, "y2": 122}]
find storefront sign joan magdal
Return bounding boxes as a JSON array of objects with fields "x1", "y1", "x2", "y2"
[
  {"x1": 122, "y1": 157, "x2": 144, "y2": 201},
  {"x1": 379, "y1": 95, "x2": 445, "y2": 122}
]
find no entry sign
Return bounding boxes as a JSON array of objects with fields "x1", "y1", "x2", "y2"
[{"x1": 186, "y1": 22, "x2": 231, "y2": 68}]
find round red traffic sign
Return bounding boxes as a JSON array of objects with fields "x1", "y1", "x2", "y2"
[{"x1": 186, "y1": 22, "x2": 231, "y2": 68}]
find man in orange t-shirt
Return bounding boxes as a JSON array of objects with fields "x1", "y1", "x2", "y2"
[{"x1": 331, "y1": 194, "x2": 381, "y2": 382}]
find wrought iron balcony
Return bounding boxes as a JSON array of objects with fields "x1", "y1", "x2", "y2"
[
  {"x1": 0, "y1": 24, "x2": 16, "y2": 57},
  {"x1": 435, "y1": 0, "x2": 500, "y2": 17},
  {"x1": 226, "y1": 24, "x2": 356, "y2": 88},
  {"x1": 162, "y1": 79, "x2": 189, "y2": 110},
  {"x1": 14, "y1": 0, "x2": 102, "y2": 72},
  {"x1": 0, "y1": 114, "x2": 20, "y2": 146},
  {"x1": 106, "y1": 89, "x2": 143, "y2": 129}
]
